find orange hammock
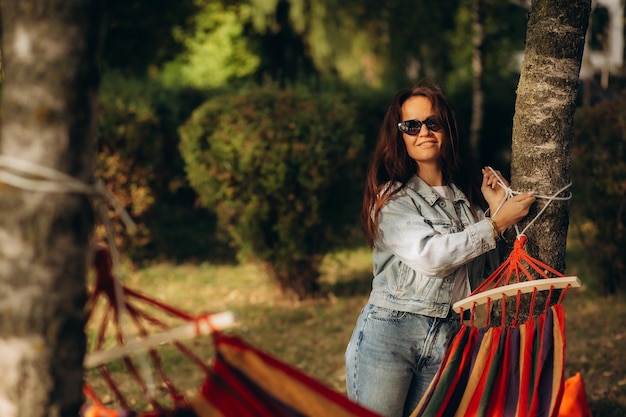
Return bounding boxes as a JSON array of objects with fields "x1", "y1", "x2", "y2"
[
  {"x1": 81, "y1": 245, "x2": 383, "y2": 417},
  {"x1": 410, "y1": 235, "x2": 590, "y2": 417}
]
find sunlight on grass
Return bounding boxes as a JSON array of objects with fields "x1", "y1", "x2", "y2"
[
  {"x1": 562, "y1": 290, "x2": 626, "y2": 411},
  {"x1": 125, "y1": 260, "x2": 278, "y2": 310}
]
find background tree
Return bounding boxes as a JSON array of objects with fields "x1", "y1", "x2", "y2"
[
  {"x1": 449, "y1": 0, "x2": 527, "y2": 169},
  {"x1": 470, "y1": 0, "x2": 485, "y2": 156},
  {"x1": 0, "y1": 1, "x2": 103, "y2": 415},
  {"x1": 507, "y1": 0, "x2": 591, "y2": 320}
]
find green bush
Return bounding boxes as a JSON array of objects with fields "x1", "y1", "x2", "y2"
[
  {"x1": 179, "y1": 86, "x2": 365, "y2": 299},
  {"x1": 571, "y1": 93, "x2": 626, "y2": 294}
]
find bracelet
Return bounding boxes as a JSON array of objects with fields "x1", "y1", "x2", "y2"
[{"x1": 486, "y1": 218, "x2": 501, "y2": 241}]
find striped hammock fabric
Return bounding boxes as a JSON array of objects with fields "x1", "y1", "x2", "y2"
[
  {"x1": 190, "y1": 333, "x2": 383, "y2": 417},
  {"x1": 410, "y1": 304, "x2": 566, "y2": 417}
]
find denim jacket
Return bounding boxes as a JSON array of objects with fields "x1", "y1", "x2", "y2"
[{"x1": 367, "y1": 175, "x2": 501, "y2": 318}]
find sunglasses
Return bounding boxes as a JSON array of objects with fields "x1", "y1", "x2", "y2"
[{"x1": 397, "y1": 118, "x2": 442, "y2": 136}]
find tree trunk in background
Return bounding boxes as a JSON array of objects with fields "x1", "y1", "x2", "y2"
[
  {"x1": 0, "y1": 1, "x2": 103, "y2": 416},
  {"x1": 470, "y1": 0, "x2": 485, "y2": 161},
  {"x1": 507, "y1": 0, "x2": 590, "y2": 321}
]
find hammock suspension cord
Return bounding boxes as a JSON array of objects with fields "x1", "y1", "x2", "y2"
[
  {"x1": 453, "y1": 167, "x2": 578, "y2": 325},
  {"x1": 485, "y1": 165, "x2": 572, "y2": 238}
]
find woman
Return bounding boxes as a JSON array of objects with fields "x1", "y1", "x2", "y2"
[{"x1": 344, "y1": 81, "x2": 536, "y2": 417}]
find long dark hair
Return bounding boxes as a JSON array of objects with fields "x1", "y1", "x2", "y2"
[{"x1": 362, "y1": 80, "x2": 485, "y2": 248}]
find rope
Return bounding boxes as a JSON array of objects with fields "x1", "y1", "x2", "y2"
[
  {"x1": 0, "y1": 154, "x2": 135, "y2": 307},
  {"x1": 0, "y1": 154, "x2": 136, "y2": 233},
  {"x1": 485, "y1": 166, "x2": 572, "y2": 238}
]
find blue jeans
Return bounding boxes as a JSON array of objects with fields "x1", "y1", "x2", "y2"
[{"x1": 345, "y1": 303, "x2": 460, "y2": 417}]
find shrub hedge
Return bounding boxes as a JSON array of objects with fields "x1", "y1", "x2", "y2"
[{"x1": 179, "y1": 86, "x2": 366, "y2": 298}]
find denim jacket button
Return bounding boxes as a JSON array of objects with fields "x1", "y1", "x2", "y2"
[{"x1": 438, "y1": 201, "x2": 446, "y2": 207}]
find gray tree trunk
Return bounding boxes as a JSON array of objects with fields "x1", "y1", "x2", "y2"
[
  {"x1": 470, "y1": 0, "x2": 485, "y2": 158},
  {"x1": 507, "y1": 0, "x2": 590, "y2": 321},
  {"x1": 0, "y1": 1, "x2": 103, "y2": 416}
]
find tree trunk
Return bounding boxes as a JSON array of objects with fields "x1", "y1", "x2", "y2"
[
  {"x1": 470, "y1": 0, "x2": 485, "y2": 160},
  {"x1": 507, "y1": 0, "x2": 590, "y2": 321},
  {"x1": 0, "y1": 1, "x2": 103, "y2": 416}
]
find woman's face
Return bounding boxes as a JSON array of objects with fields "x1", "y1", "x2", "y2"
[{"x1": 399, "y1": 95, "x2": 444, "y2": 169}]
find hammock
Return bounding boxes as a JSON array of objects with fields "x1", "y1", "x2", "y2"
[
  {"x1": 408, "y1": 165, "x2": 591, "y2": 417},
  {"x1": 83, "y1": 244, "x2": 236, "y2": 414},
  {"x1": 82, "y1": 244, "x2": 383, "y2": 417},
  {"x1": 410, "y1": 234, "x2": 581, "y2": 417}
]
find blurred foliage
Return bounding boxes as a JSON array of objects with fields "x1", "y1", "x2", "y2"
[
  {"x1": 245, "y1": 0, "x2": 463, "y2": 89},
  {"x1": 100, "y1": 0, "x2": 528, "y2": 164},
  {"x1": 179, "y1": 86, "x2": 366, "y2": 298},
  {"x1": 96, "y1": 72, "x2": 232, "y2": 261},
  {"x1": 96, "y1": 73, "x2": 160, "y2": 250},
  {"x1": 447, "y1": 0, "x2": 527, "y2": 169},
  {"x1": 159, "y1": 1, "x2": 260, "y2": 89},
  {"x1": 149, "y1": 0, "x2": 525, "y2": 94},
  {"x1": 102, "y1": 0, "x2": 200, "y2": 75},
  {"x1": 571, "y1": 93, "x2": 626, "y2": 295}
]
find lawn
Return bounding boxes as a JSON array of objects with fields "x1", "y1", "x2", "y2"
[{"x1": 85, "y1": 245, "x2": 626, "y2": 416}]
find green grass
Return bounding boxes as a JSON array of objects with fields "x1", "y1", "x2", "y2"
[{"x1": 85, "y1": 245, "x2": 626, "y2": 415}]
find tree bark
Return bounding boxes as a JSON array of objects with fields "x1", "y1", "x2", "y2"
[
  {"x1": 0, "y1": 1, "x2": 103, "y2": 416},
  {"x1": 507, "y1": 0, "x2": 590, "y2": 321}
]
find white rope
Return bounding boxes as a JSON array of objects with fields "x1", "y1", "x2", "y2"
[
  {"x1": 486, "y1": 166, "x2": 572, "y2": 238},
  {"x1": 0, "y1": 154, "x2": 137, "y2": 233},
  {"x1": 0, "y1": 154, "x2": 136, "y2": 314},
  {"x1": 0, "y1": 154, "x2": 95, "y2": 193}
]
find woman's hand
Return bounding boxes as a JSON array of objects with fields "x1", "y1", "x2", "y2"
[
  {"x1": 481, "y1": 168, "x2": 508, "y2": 211},
  {"x1": 491, "y1": 192, "x2": 536, "y2": 232},
  {"x1": 481, "y1": 167, "x2": 536, "y2": 232}
]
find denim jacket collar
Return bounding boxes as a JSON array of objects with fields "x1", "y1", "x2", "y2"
[{"x1": 405, "y1": 175, "x2": 470, "y2": 207}]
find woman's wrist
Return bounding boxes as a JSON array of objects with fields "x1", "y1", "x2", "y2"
[{"x1": 486, "y1": 217, "x2": 501, "y2": 241}]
